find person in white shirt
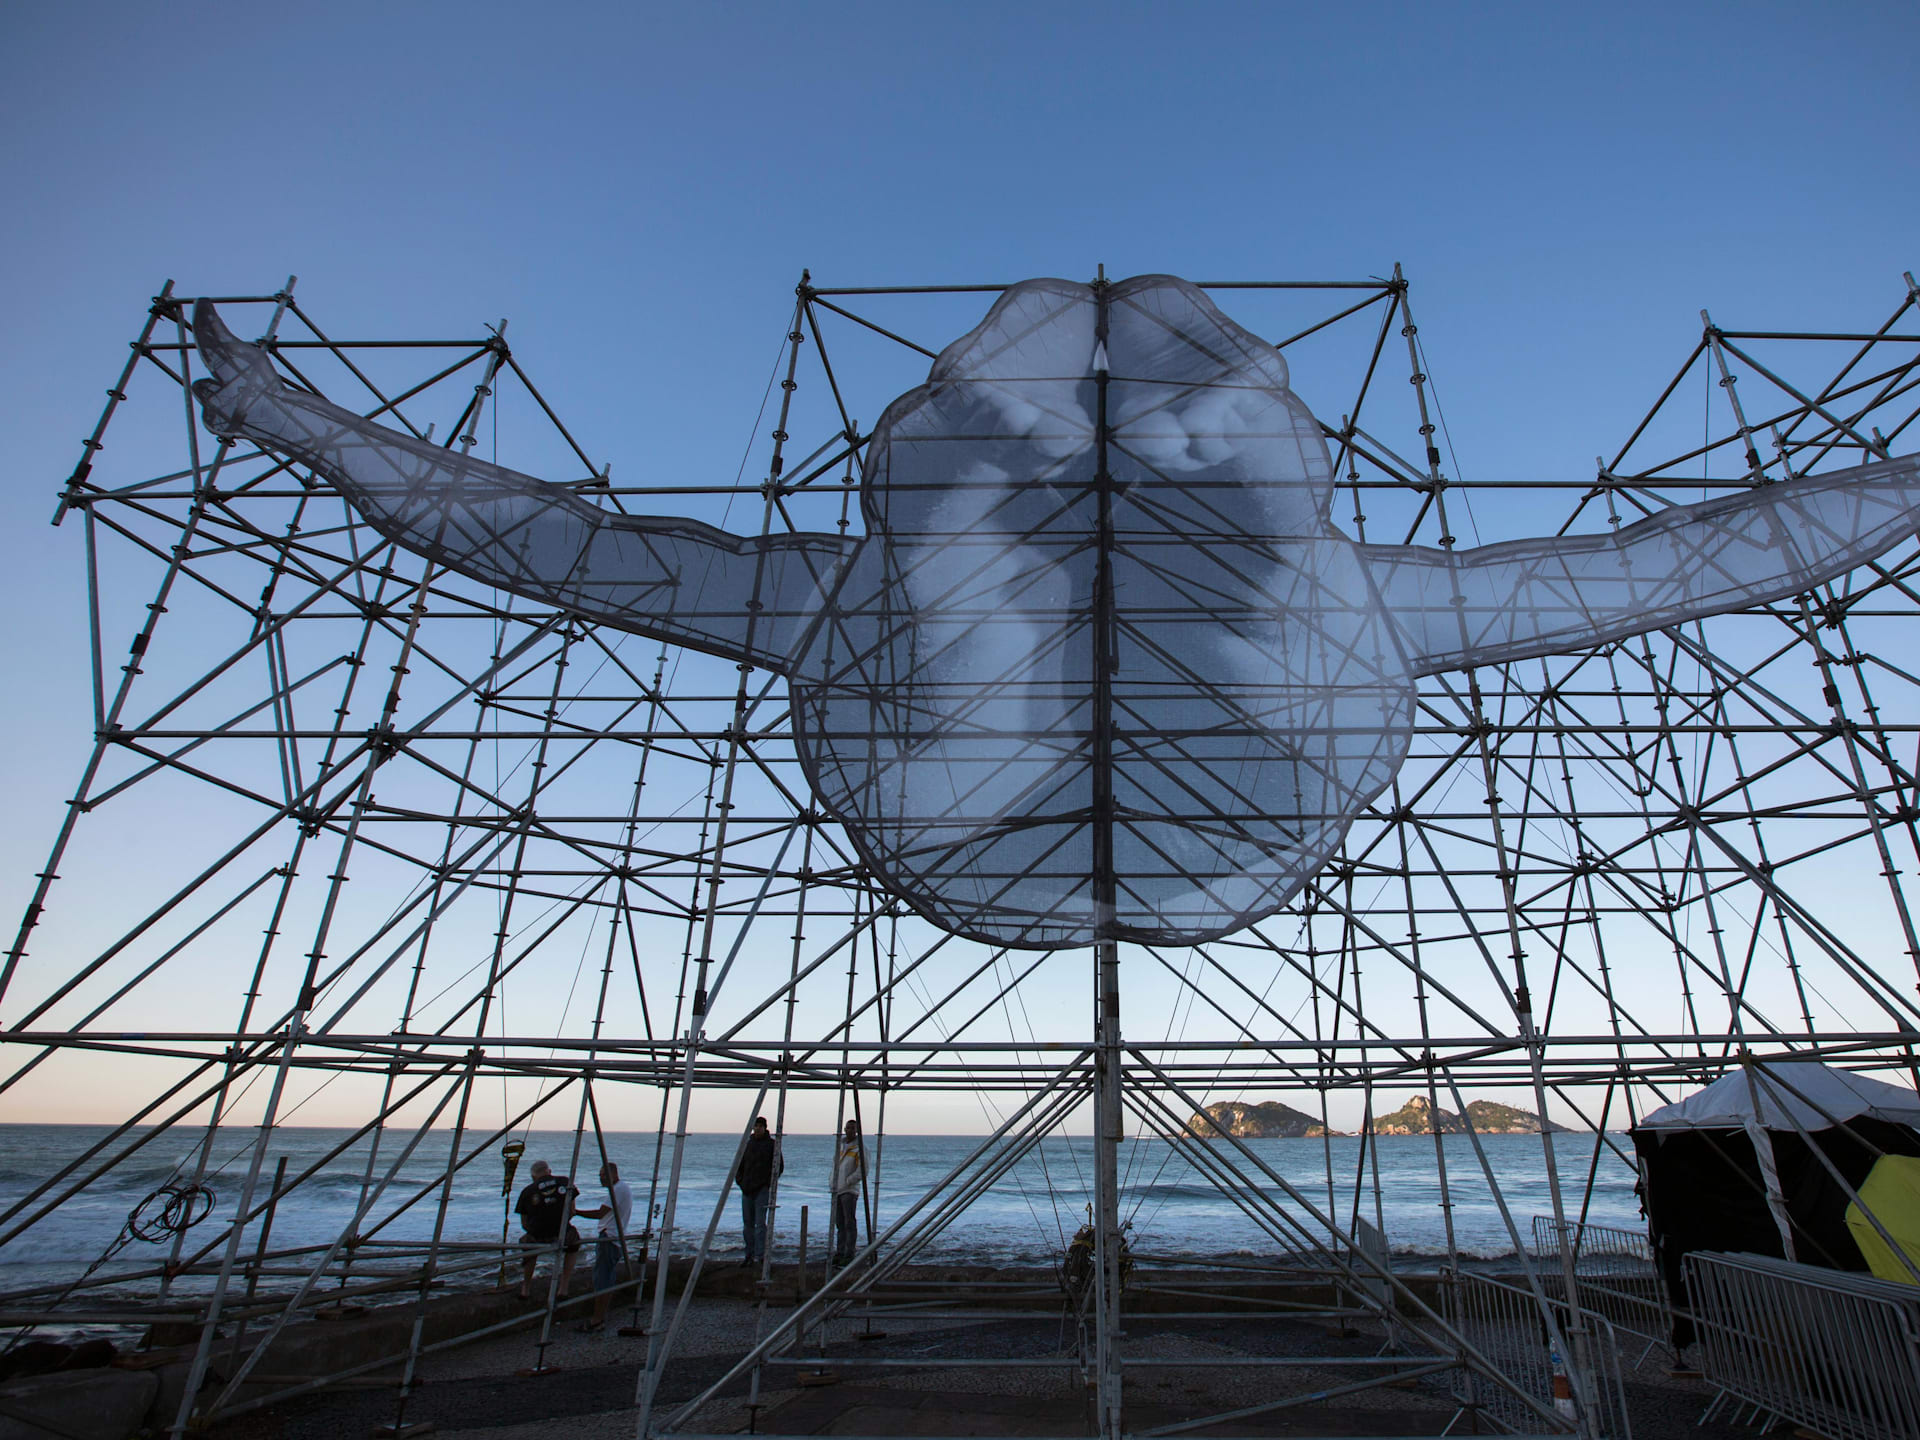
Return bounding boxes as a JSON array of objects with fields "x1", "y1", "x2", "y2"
[
  {"x1": 577, "y1": 1161, "x2": 633, "y2": 1331},
  {"x1": 831, "y1": 1120, "x2": 865, "y2": 1266}
]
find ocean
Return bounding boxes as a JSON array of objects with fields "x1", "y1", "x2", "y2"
[{"x1": 0, "y1": 1124, "x2": 1640, "y2": 1304}]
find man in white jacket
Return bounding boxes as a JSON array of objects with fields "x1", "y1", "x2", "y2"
[{"x1": 831, "y1": 1120, "x2": 864, "y2": 1267}]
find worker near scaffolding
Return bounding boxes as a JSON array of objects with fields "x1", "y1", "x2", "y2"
[
  {"x1": 831, "y1": 1119, "x2": 864, "y2": 1267},
  {"x1": 513, "y1": 1159, "x2": 581, "y2": 1300},
  {"x1": 575, "y1": 1161, "x2": 633, "y2": 1330},
  {"x1": 736, "y1": 1117, "x2": 782, "y2": 1268}
]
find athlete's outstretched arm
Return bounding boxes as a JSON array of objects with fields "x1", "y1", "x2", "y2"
[
  {"x1": 191, "y1": 300, "x2": 849, "y2": 673},
  {"x1": 1366, "y1": 450, "x2": 1920, "y2": 676}
]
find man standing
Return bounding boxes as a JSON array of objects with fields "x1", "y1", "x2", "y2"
[
  {"x1": 512, "y1": 1159, "x2": 580, "y2": 1300},
  {"x1": 737, "y1": 1116, "x2": 781, "y2": 1267},
  {"x1": 575, "y1": 1161, "x2": 633, "y2": 1331},
  {"x1": 831, "y1": 1119, "x2": 864, "y2": 1267}
]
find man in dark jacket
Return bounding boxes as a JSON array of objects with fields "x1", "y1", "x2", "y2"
[{"x1": 737, "y1": 1116, "x2": 781, "y2": 1267}]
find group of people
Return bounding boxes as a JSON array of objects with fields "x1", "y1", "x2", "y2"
[
  {"x1": 510, "y1": 1116, "x2": 868, "y2": 1316},
  {"x1": 734, "y1": 1116, "x2": 866, "y2": 1268},
  {"x1": 512, "y1": 1158, "x2": 632, "y2": 1331}
]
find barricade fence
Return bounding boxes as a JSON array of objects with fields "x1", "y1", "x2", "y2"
[
  {"x1": 1686, "y1": 1250, "x2": 1920, "y2": 1440},
  {"x1": 1530, "y1": 1214, "x2": 1672, "y2": 1362},
  {"x1": 1444, "y1": 1270, "x2": 1633, "y2": 1438}
]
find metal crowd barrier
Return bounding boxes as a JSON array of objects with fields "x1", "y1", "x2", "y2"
[
  {"x1": 1349, "y1": 1216, "x2": 1410, "y2": 1353},
  {"x1": 1686, "y1": 1251, "x2": 1920, "y2": 1440},
  {"x1": 1351, "y1": 1216, "x2": 1391, "y2": 1307},
  {"x1": 1445, "y1": 1270, "x2": 1633, "y2": 1438},
  {"x1": 1531, "y1": 1214, "x2": 1672, "y2": 1362}
]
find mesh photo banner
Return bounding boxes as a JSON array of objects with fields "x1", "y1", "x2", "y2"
[{"x1": 192, "y1": 278, "x2": 1920, "y2": 948}]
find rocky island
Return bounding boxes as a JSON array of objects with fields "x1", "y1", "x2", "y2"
[
  {"x1": 1371, "y1": 1094, "x2": 1569, "y2": 1134},
  {"x1": 1185, "y1": 1099, "x2": 1340, "y2": 1138},
  {"x1": 1184, "y1": 1094, "x2": 1568, "y2": 1138}
]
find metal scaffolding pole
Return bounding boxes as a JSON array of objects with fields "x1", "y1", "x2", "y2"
[{"x1": 1087, "y1": 267, "x2": 1127, "y2": 1440}]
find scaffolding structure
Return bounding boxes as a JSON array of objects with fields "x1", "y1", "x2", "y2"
[{"x1": 5, "y1": 265, "x2": 1920, "y2": 1439}]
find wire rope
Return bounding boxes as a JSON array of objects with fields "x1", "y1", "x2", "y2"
[
  {"x1": 1119, "y1": 946, "x2": 1201, "y2": 1238},
  {"x1": 969, "y1": 948, "x2": 1080, "y2": 1257},
  {"x1": 1000, "y1": 957, "x2": 1086, "y2": 1206},
  {"x1": 993, "y1": 954, "x2": 1073, "y2": 1253},
  {"x1": 408, "y1": 872, "x2": 602, "y2": 1018},
  {"x1": 1124, "y1": 949, "x2": 1321, "y2": 1245},
  {"x1": 895, "y1": 958, "x2": 1060, "y2": 1261},
  {"x1": 1118, "y1": 945, "x2": 1195, "y2": 1208},
  {"x1": 513, "y1": 877, "x2": 612, "y2": 1148}
]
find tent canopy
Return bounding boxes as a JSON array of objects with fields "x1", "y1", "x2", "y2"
[
  {"x1": 1637, "y1": 1061, "x2": 1920, "y2": 1134},
  {"x1": 1631, "y1": 1059, "x2": 1920, "y2": 1346}
]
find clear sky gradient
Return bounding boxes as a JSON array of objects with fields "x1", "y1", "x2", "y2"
[{"x1": 3, "y1": 1, "x2": 1918, "y2": 1127}]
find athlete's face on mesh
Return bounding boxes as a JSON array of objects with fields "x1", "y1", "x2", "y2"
[{"x1": 792, "y1": 278, "x2": 1408, "y2": 949}]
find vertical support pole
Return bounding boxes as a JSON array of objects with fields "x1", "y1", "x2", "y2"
[
  {"x1": 347, "y1": 329, "x2": 510, "y2": 1310},
  {"x1": 1396, "y1": 265, "x2": 1596, "y2": 1436},
  {"x1": 796, "y1": 1205, "x2": 809, "y2": 1305},
  {"x1": 1088, "y1": 267, "x2": 1124, "y2": 1440},
  {"x1": 1396, "y1": 785, "x2": 1459, "y2": 1272},
  {"x1": 226, "y1": 1154, "x2": 287, "y2": 1368},
  {"x1": 163, "y1": 287, "x2": 360, "y2": 1438},
  {"x1": 636, "y1": 278, "x2": 810, "y2": 1439},
  {"x1": 168, "y1": 1018, "x2": 302, "y2": 1440},
  {"x1": 634, "y1": 723, "x2": 719, "y2": 1330},
  {"x1": 1713, "y1": 316, "x2": 1920, "y2": 1004},
  {"x1": 1092, "y1": 938, "x2": 1123, "y2": 1439}
]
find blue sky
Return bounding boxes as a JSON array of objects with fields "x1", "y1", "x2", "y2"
[
  {"x1": 3, "y1": 1, "x2": 1918, "y2": 1127},
  {"x1": 8, "y1": 0, "x2": 1918, "y2": 742}
]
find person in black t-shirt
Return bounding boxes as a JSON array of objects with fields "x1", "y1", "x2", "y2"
[{"x1": 513, "y1": 1159, "x2": 581, "y2": 1299}]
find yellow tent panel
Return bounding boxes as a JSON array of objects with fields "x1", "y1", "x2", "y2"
[{"x1": 1846, "y1": 1154, "x2": 1920, "y2": 1285}]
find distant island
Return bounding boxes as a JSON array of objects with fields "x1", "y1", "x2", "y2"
[
  {"x1": 1186, "y1": 1099, "x2": 1340, "y2": 1138},
  {"x1": 1184, "y1": 1094, "x2": 1567, "y2": 1138},
  {"x1": 1372, "y1": 1094, "x2": 1569, "y2": 1135}
]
